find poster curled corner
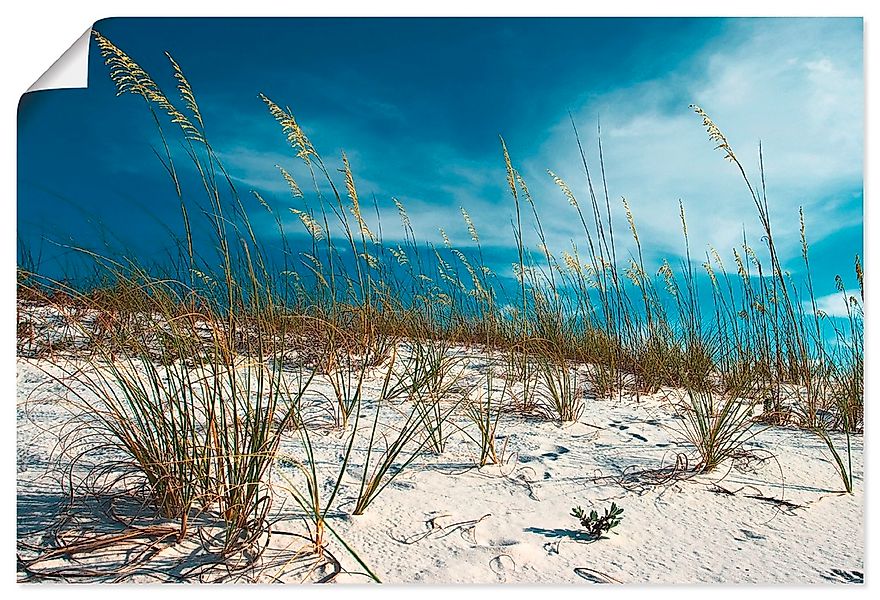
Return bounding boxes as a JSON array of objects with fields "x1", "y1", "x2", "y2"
[{"x1": 26, "y1": 27, "x2": 92, "y2": 93}]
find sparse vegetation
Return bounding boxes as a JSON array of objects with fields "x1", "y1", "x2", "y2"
[
  {"x1": 15, "y1": 29, "x2": 862, "y2": 583},
  {"x1": 675, "y1": 387, "x2": 761, "y2": 473}
]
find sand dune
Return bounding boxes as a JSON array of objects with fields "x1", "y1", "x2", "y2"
[{"x1": 16, "y1": 351, "x2": 863, "y2": 584}]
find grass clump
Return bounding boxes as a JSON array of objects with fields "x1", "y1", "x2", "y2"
[
  {"x1": 16, "y1": 29, "x2": 864, "y2": 581},
  {"x1": 463, "y1": 365, "x2": 507, "y2": 466},
  {"x1": 675, "y1": 386, "x2": 760, "y2": 473},
  {"x1": 534, "y1": 344, "x2": 587, "y2": 422}
]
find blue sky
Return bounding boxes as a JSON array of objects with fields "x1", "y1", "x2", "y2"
[{"x1": 17, "y1": 17, "x2": 863, "y2": 314}]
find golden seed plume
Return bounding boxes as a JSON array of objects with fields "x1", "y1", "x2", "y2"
[
  {"x1": 93, "y1": 30, "x2": 203, "y2": 143},
  {"x1": 500, "y1": 137, "x2": 518, "y2": 201},
  {"x1": 690, "y1": 104, "x2": 737, "y2": 163},
  {"x1": 276, "y1": 165, "x2": 304, "y2": 198},
  {"x1": 392, "y1": 197, "x2": 411, "y2": 230},
  {"x1": 165, "y1": 52, "x2": 203, "y2": 129},
  {"x1": 733, "y1": 248, "x2": 747, "y2": 279},
  {"x1": 360, "y1": 252, "x2": 379, "y2": 269},
  {"x1": 622, "y1": 198, "x2": 638, "y2": 243},
  {"x1": 516, "y1": 173, "x2": 535, "y2": 207},
  {"x1": 260, "y1": 93, "x2": 315, "y2": 164},
  {"x1": 341, "y1": 152, "x2": 374, "y2": 241},
  {"x1": 439, "y1": 228, "x2": 452, "y2": 248},
  {"x1": 251, "y1": 191, "x2": 272, "y2": 212},
  {"x1": 388, "y1": 245, "x2": 409, "y2": 266},
  {"x1": 799, "y1": 207, "x2": 809, "y2": 261},
  {"x1": 855, "y1": 254, "x2": 863, "y2": 299},
  {"x1": 548, "y1": 171, "x2": 578, "y2": 208},
  {"x1": 460, "y1": 207, "x2": 479, "y2": 243},
  {"x1": 562, "y1": 251, "x2": 581, "y2": 274},
  {"x1": 290, "y1": 208, "x2": 324, "y2": 240},
  {"x1": 702, "y1": 261, "x2": 717, "y2": 287}
]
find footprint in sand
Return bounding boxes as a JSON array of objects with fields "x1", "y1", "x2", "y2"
[{"x1": 540, "y1": 445, "x2": 570, "y2": 460}]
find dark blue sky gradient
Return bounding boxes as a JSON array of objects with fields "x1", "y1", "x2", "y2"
[{"x1": 18, "y1": 17, "x2": 862, "y2": 309}]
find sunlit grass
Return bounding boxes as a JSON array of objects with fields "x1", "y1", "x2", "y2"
[{"x1": 15, "y1": 29, "x2": 863, "y2": 581}]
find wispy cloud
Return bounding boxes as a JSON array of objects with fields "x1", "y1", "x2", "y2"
[
  {"x1": 521, "y1": 18, "x2": 862, "y2": 273},
  {"x1": 810, "y1": 291, "x2": 862, "y2": 319},
  {"x1": 196, "y1": 19, "x2": 864, "y2": 286}
]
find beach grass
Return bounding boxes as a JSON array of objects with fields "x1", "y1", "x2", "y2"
[{"x1": 15, "y1": 31, "x2": 864, "y2": 580}]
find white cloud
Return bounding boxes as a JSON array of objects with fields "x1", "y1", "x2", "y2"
[
  {"x1": 518, "y1": 18, "x2": 863, "y2": 273},
  {"x1": 811, "y1": 291, "x2": 861, "y2": 319},
  {"x1": 218, "y1": 18, "x2": 863, "y2": 286}
]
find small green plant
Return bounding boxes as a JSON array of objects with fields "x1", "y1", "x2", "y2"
[{"x1": 571, "y1": 502, "x2": 624, "y2": 537}]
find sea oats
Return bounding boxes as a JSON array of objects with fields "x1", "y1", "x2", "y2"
[
  {"x1": 251, "y1": 191, "x2": 272, "y2": 212},
  {"x1": 276, "y1": 165, "x2": 304, "y2": 198},
  {"x1": 703, "y1": 261, "x2": 717, "y2": 287},
  {"x1": 733, "y1": 248, "x2": 747, "y2": 279},
  {"x1": 439, "y1": 228, "x2": 452, "y2": 249},
  {"x1": 625, "y1": 259, "x2": 643, "y2": 287},
  {"x1": 744, "y1": 244, "x2": 761, "y2": 270},
  {"x1": 562, "y1": 251, "x2": 581, "y2": 274},
  {"x1": 709, "y1": 246, "x2": 724, "y2": 270},
  {"x1": 341, "y1": 152, "x2": 374, "y2": 241},
  {"x1": 499, "y1": 136, "x2": 517, "y2": 201},
  {"x1": 548, "y1": 170, "x2": 578, "y2": 208},
  {"x1": 451, "y1": 249, "x2": 483, "y2": 295},
  {"x1": 290, "y1": 208, "x2": 324, "y2": 240},
  {"x1": 93, "y1": 31, "x2": 203, "y2": 143},
  {"x1": 690, "y1": 104, "x2": 736, "y2": 163},
  {"x1": 460, "y1": 208, "x2": 479, "y2": 243},
  {"x1": 260, "y1": 93, "x2": 315, "y2": 165},
  {"x1": 855, "y1": 254, "x2": 863, "y2": 299},
  {"x1": 622, "y1": 198, "x2": 638, "y2": 243},
  {"x1": 658, "y1": 259, "x2": 678, "y2": 295},
  {"x1": 392, "y1": 197, "x2": 411, "y2": 230},
  {"x1": 190, "y1": 268, "x2": 216, "y2": 288},
  {"x1": 512, "y1": 262, "x2": 524, "y2": 282},
  {"x1": 360, "y1": 252, "x2": 379, "y2": 270},
  {"x1": 679, "y1": 200, "x2": 688, "y2": 238},
  {"x1": 165, "y1": 52, "x2": 203, "y2": 129},
  {"x1": 301, "y1": 263, "x2": 328, "y2": 289},
  {"x1": 388, "y1": 246, "x2": 409, "y2": 266},
  {"x1": 516, "y1": 173, "x2": 535, "y2": 207}
]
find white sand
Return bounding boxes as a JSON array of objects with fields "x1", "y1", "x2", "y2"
[{"x1": 16, "y1": 350, "x2": 864, "y2": 584}]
